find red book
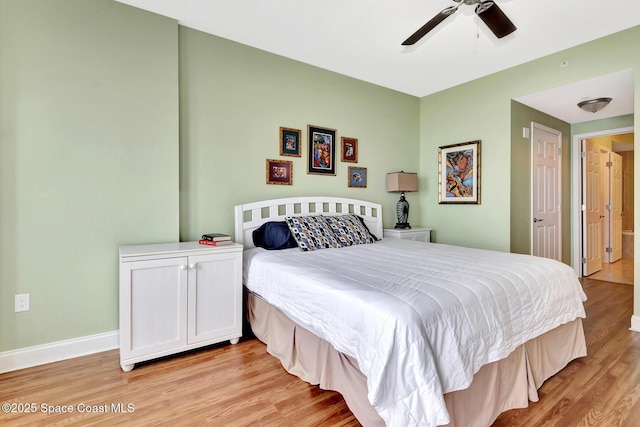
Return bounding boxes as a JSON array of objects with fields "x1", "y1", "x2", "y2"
[{"x1": 198, "y1": 239, "x2": 233, "y2": 246}]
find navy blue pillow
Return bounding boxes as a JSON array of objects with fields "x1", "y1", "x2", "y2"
[{"x1": 252, "y1": 221, "x2": 298, "y2": 250}]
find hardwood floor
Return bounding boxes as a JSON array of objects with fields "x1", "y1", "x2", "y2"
[
  {"x1": 0, "y1": 335, "x2": 359, "y2": 426},
  {"x1": 587, "y1": 258, "x2": 634, "y2": 286},
  {"x1": 0, "y1": 278, "x2": 637, "y2": 426},
  {"x1": 492, "y1": 277, "x2": 639, "y2": 427}
]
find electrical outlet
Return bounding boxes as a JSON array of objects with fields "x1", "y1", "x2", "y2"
[{"x1": 15, "y1": 294, "x2": 30, "y2": 312}]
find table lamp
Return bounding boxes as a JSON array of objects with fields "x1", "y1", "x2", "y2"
[{"x1": 387, "y1": 172, "x2": 418, "y2": 229}]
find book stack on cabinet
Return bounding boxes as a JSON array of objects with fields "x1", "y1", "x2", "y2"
[{"x1": 199, "y1": 233, "x2": 232, "y2": 246}]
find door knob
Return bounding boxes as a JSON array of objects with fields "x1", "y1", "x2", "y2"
[{"x1": 533, "y1": 218, "x2": 544, "y2": 223}]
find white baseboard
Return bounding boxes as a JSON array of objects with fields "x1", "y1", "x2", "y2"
[
  {"x1": 630, "y1": 315, "x2": 640, "y2": 333},
  {"x1": 0, "y1": 331, "x2": 119, "y2": 374}
]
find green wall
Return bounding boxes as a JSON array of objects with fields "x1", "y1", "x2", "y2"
[
  {"x1": 0, "y1": 0, "x2": 180, "y2": 351},
  {"x1": 419, "y1": 27, "x2": 640, "y2": 254},
  {"x1": 419, "y1": 73, "x2": 515, "y2": 249},
  {"x1": 572, "y1": 114, "x2": 635, "y2": 135},
  {"x1": 0, "y1": 1, "x2": 419, "y2": 353},
  {"x1": 178, "y1": 28, "x2": 420, "y2": 240}
]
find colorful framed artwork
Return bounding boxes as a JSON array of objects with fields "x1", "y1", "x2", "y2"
[
  {"x1": 341, "y1": 137, "x2": 358, "y2": 163},
  {"x1": 266, "y1": 159, "x2": 293, "y2": 185},
  {"x1": 348, "y1": 166, "x2": 367, "y2": 188},
  {"x1": 279, "y1": 127, "x2": 301, "y2": 157},
  {"x1": 438, "y1": 140, "x2": 481, "y2": 204},
  {"x1": 307, "y1": 125, "x2": 336, "y2": 175}
]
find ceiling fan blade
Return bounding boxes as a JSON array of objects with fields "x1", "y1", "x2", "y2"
[
  {"x1": 402, "y1": 6, "x2": 458, "y2": 46},
  {"x1": 475, "y1": 1, "x2": 516, "y2": 38}
]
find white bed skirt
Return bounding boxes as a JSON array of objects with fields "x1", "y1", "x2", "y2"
[{"x1": 247, "y1": 291, "x2": 586, "y2": 427}]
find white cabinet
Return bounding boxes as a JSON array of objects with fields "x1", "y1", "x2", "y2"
[
  {"x1": 119, "y1": 241, "x2": 243, "y2": 371},
  {"x1": 383, "y1": 227, "x2": 432, "y2": 242}
]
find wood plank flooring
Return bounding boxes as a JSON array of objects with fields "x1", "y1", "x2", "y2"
[
  {"x1": 492, "y1": 277, "x2": 639, "y2": 427},
  {"x1": 0, "y1": 278, "x2": 637, "y2": 427},
  {"x1": 586, "y1": 258, "x2": 634, "y2": 286}
]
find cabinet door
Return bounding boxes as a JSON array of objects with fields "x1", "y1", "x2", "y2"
[
  {"x1": 120, "y1": 257, "x2": 188, "y2": 360},
  {"x1": 187, "y1": 252, "x2": 242, "y2": 344}
]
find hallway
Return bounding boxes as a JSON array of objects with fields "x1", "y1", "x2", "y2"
[{"x1": 587, "y1": 258, "x2": 634, "y2": 285}]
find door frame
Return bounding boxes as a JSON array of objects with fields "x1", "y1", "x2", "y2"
[
  {"x1": 608, "y1": 151, "x2": 624, "y2": 263},
  {"x1": 571, "y1": 126, "x2": 634, "y2": 277}
]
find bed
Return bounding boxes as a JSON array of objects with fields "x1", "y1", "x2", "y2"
[{"x1": 235, "y1": 196, "x2": 587, "y2": 427}]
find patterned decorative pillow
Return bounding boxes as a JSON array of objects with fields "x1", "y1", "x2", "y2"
[
  {"x1": 323, "y1": 214, "x2": 376, "y2": 246},
  {"x1": 323, "y1": 215, "x2": 351, "y2": 247},
  {"x1": 285, "y1": 215, "x2": 342, "y2": 251}
]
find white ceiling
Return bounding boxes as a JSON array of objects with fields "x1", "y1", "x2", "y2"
[
  {"x1": 515, "y1": 69, "x2": 635, "y2": 124},
  {"x1": 116, "y1": 0, "x2": 638, "y2": 123}
]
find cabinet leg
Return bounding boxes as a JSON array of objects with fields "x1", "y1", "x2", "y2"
[
  {"x1": 121, "y1": 363, "x2": 135, "y2": 372},
  {"x1": 230, "y1": 337, "x2": 239, "y2": 345}
]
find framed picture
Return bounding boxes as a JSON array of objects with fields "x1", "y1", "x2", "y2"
[
  {"x1": 348, "y1": 166, "x2": 367, "y2": 188},
  {"x1": 266, "y1": 159, "x2": 293, "y2": 185},
  {"x1": 341, "y1": 137, "x2": 358, "y2": 163},
  {"x1": 279, "y1": 127, "x2": 301, "y2": 157},
  {"x1": 438, "y1": 140, "x2": 481, "y2": 204},
  {"x1": 307, "y1": 125, "x2": 336, "y2": 175}
]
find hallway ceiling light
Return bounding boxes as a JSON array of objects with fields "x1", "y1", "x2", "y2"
[{"x1": 577, "y1": 97, "x2": 612, "y2": 113}]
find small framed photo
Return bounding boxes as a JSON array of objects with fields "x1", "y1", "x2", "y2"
[
  {"x1": 307, "y1": 125, "x2": 336, "y2": 175},
  {"x1": 266, "y1": 159, "x2": 293, "y2": 185},
  {"x1": 341, "y1": 137, "x2": 358, "y2": 163},
  {"x1": 348, "y1": 166, "x2": 367, "y2": 188},
  {"x1": 438, "y1": 140, "x2": 481, "y2": 204},
  {"x1": 279, "y1": 127, "x2": 301, "y2": 157}
]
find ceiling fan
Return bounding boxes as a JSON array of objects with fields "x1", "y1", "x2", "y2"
[{"x1": 402, "y1": 0, "x2": 516, "y2": 45}]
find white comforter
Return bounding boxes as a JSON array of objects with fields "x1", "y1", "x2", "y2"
[{"x1": 243, "y1": 239, "x2": 587, "y2": 427}]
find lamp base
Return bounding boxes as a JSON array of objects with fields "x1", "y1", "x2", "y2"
[{"x1": 394, "y1": 222, "x2": 412, "y2": 229}]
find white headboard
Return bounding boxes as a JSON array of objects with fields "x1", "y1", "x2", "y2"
[{"x1": 234, "y1": 196, "x2": 383, "y2": 248}]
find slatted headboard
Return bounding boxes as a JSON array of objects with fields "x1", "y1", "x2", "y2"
[{"x1": 234, "y1": 196, "x2": 383, "y2": 248}]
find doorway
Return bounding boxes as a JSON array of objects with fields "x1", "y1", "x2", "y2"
[
  {"x1": 573, "y1": 127, "x2": 635, "y2": 285},
  {"x1": 531, "y1": 122, "x2": 562, "y2": 261}
]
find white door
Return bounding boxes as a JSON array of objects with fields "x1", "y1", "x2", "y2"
[
  {"x1": 601, "y1": 150, "x2": 610, "y2": 263},
  {"x1": 582, "y1": 139, "x2": 603, "y2": 275},
  {"x1": 531, "y1": 122, "x2": 562, "y2": 261},
  {"x1": 608, "y1": 152, "x2": 623, "y2": 262}
]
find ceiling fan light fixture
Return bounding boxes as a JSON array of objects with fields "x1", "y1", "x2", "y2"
[
  {"x1": 475, "y1": 1, "x2": 517, "y2": 39},
  {"x1": 577, "y1": 97, "x2": 613, "y2": 113}
]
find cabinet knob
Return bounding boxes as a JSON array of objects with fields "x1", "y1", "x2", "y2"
[
  {"x1": 180, "y1": 265, "x2": 186, "y2": 270},
  {"x1": 189, "y1": 263, "x2": 196, "y2": 269}
]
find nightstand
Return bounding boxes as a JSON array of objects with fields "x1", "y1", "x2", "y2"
[
  {"x1": 118, "y1": 241, "x2": 243, "y2": 371},
  {"x1": 383, "y1": 227, "x2": 431, "y2": 243}
]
